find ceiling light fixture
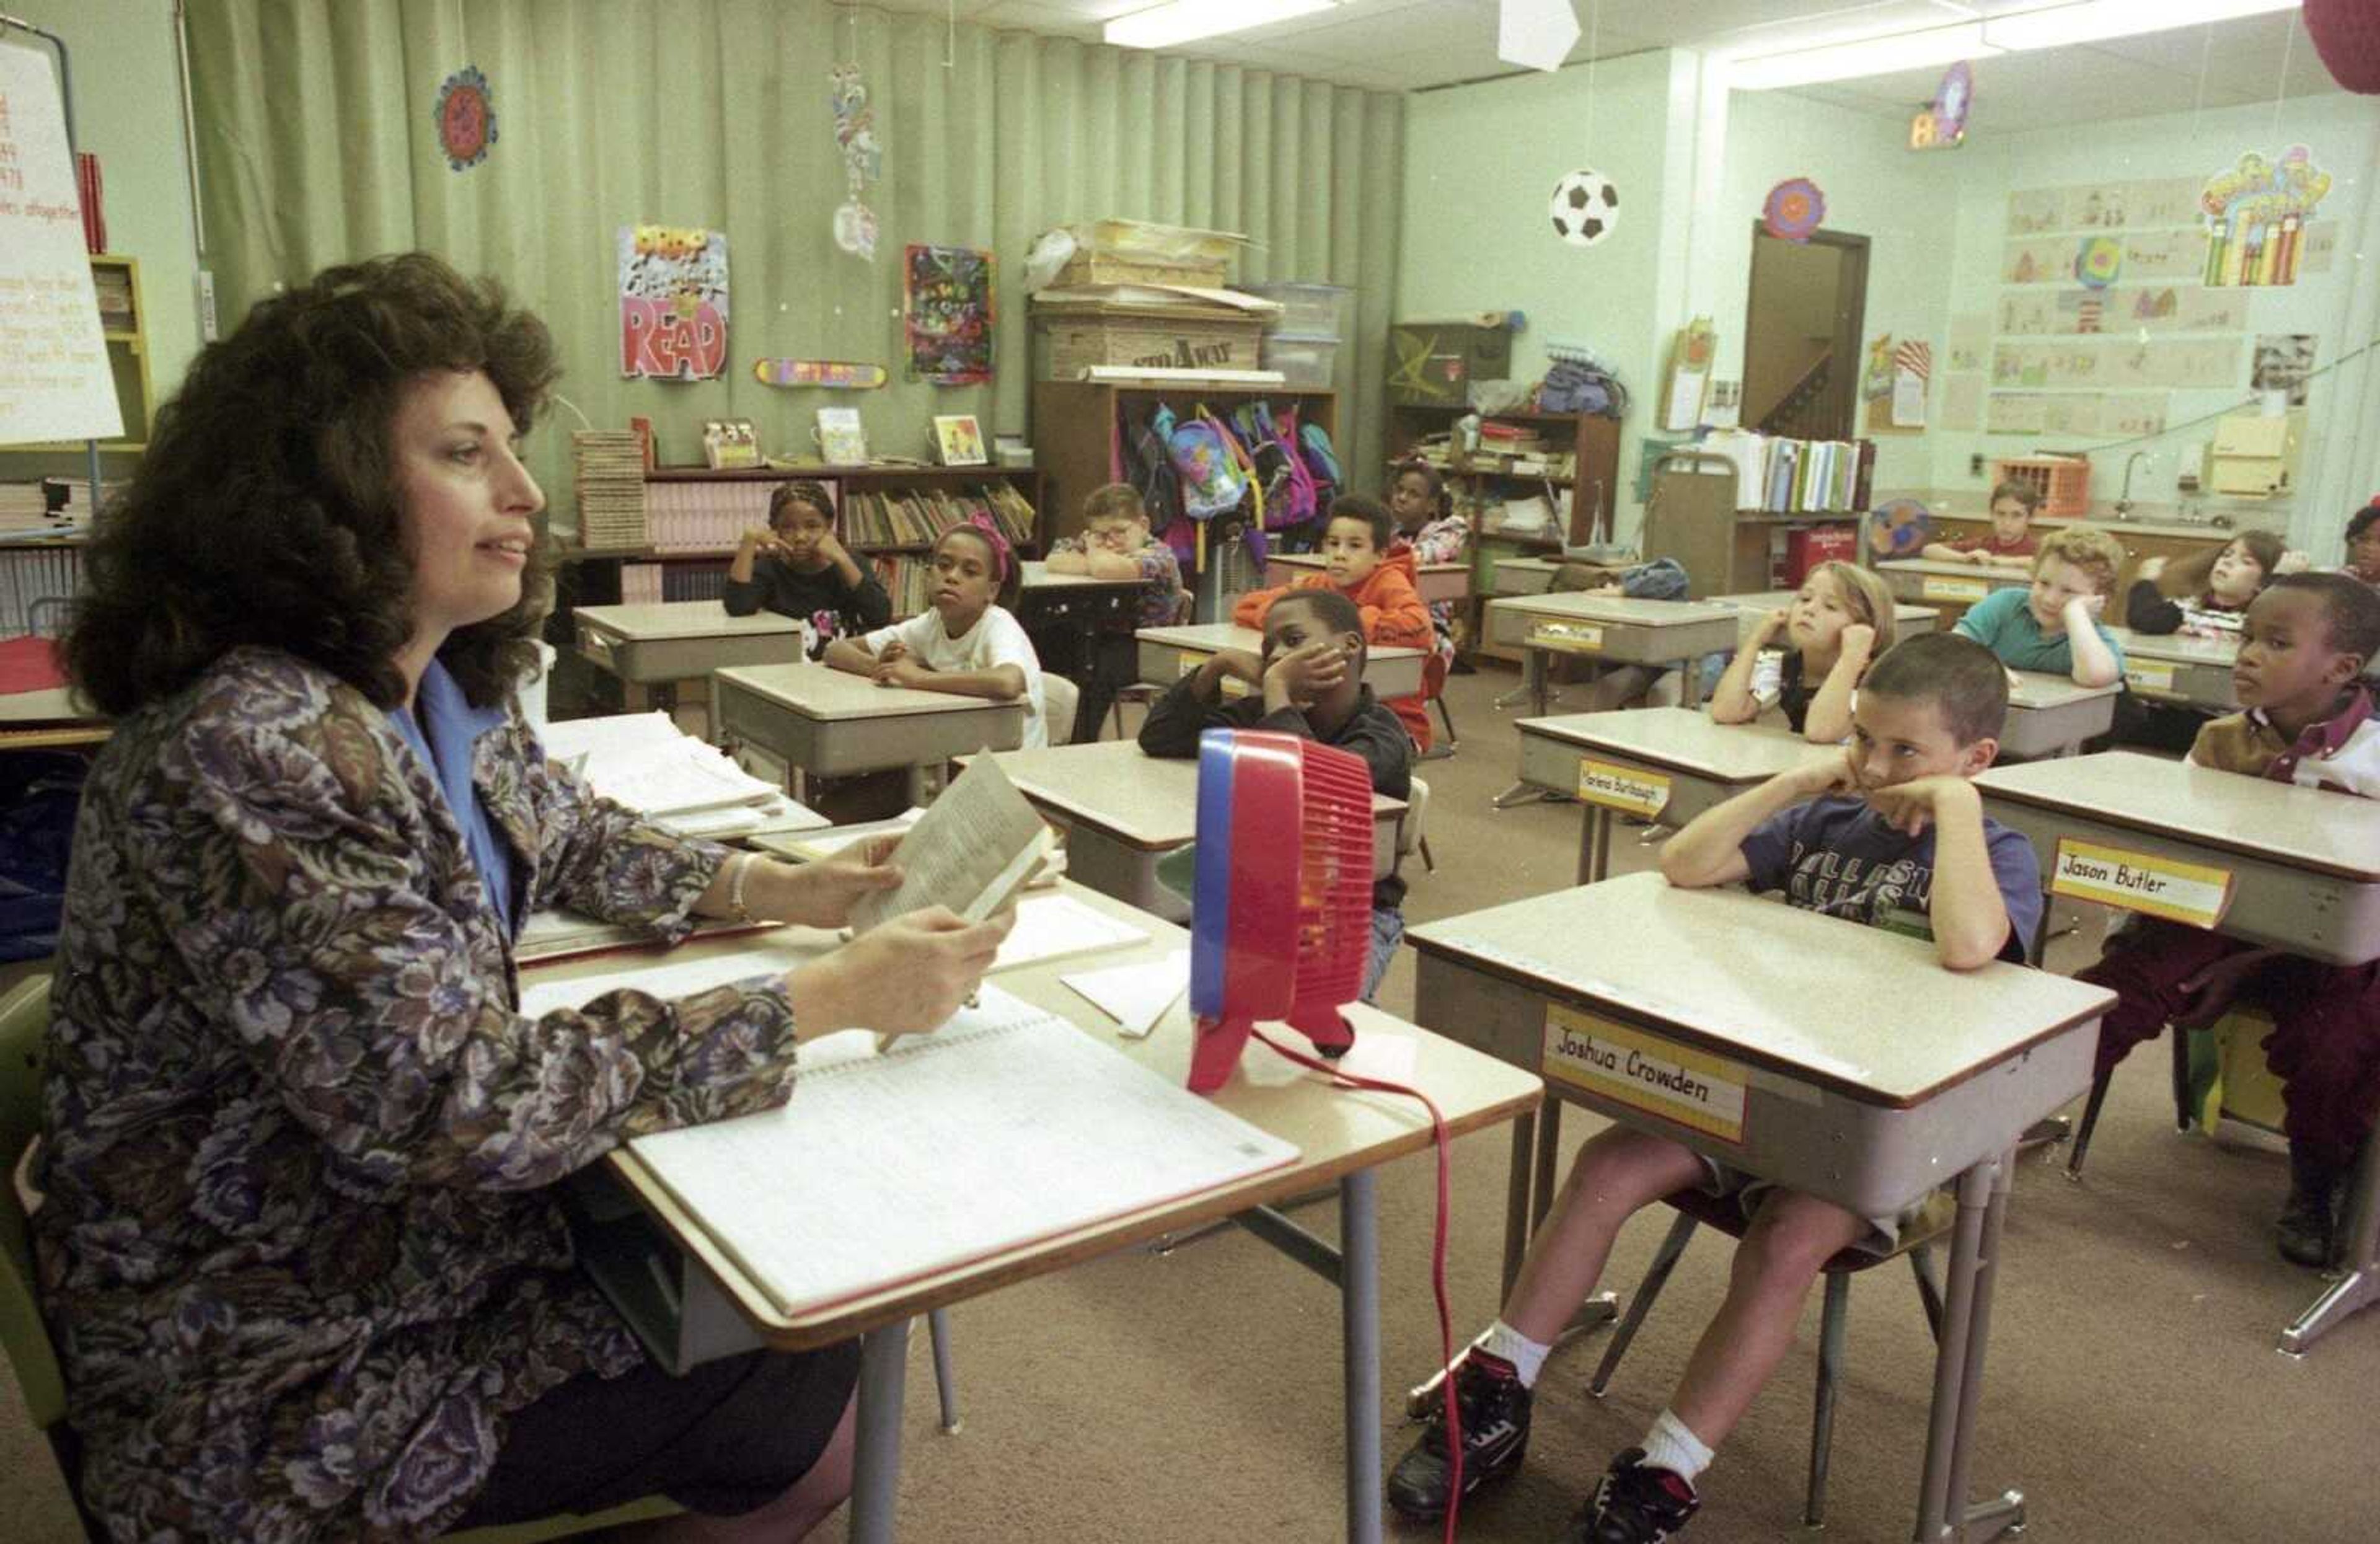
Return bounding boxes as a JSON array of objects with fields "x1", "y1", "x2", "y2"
[
  {"x1": 1726, "y1": 22, "x2": 2001, "y2": 90},
  {"x1": 1104, "y1": 0, "x2": 1342, "y2": 53},
  {"x1": 1982, "y1": 0, "x2": 2301, "y2": 53}
]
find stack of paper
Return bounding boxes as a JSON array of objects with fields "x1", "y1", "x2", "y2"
[{"x1": 541, "y1": 713, "x2": 784, "y2": 821}]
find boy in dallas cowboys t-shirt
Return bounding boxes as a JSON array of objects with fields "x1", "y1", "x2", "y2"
[{"x1": 1388, "y1": 632, "x2": 2040, "y2": 1543}]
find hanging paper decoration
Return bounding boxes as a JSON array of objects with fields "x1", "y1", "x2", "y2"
[
  {"x1": 753, "y1": 358, "x2": 889, "y2": 390},
  {"x1": 829, "y1": 64, "x2": 882, "y2": 260},
  {"x1": 1861, "y1": 335, "x2": 1896, "y2": 401},
  {"x1": 2074, "y1": 235, "x2": 2123, "y2": 289},
  {"x1": 1497, "y1": 0, "x2": 1580, "y2": 73},
  {"x1": 433, "y1": 65, "x2": 496, "y2": 172},
  {"x1": 1763, "y1": 177, "x2": 1825, "y2": 242},
  {"x1": 2200, "y1": 146, "x2": 2332, "y2": 288},
  {"x1": 1909, "y1": 60, "x2": 1970, "y2": 151},
  {"x1": 903, "y1": 244, "x2": 995, "y2": 386},
  {"x1": 1867, "y1": 498, "x2": 1932, "y2": 558},
  {"x1": 1890, "y1": 339, "x2": 1931, "y2": 428},
  {"x1": 1548, "y1": 169, "x2": 1618, "y2": 247},
  {"x1": 618, "y1": 225, "x2": 731, "y2": 380},
  {"x1": 2304, "y1": 0, "x2": 2380, "y2": 94}
]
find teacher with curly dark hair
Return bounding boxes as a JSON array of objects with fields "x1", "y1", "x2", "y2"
[{"x1": 33, "y1": 253, "x2": 1009, "y2": 1542}]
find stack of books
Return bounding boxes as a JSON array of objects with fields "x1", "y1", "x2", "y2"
[
  {"x1": 575, "y1": 432, "x2": 649, "y2": 549},
  {"x1": 840, "y1": 483, "x2": 1036, "y2": 551},
  {"x1": 92, "y1": 267, "x2": 135, "y2": 332},
  {"x1": 1701, "y1": 431, "x2": 1875, "y2": 515},
  {"x1": 642, "y1": 480, "x2": 772, "y2": 552}
]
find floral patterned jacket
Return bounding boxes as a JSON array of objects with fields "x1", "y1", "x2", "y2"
[{"x1": 34, "y1": 647, "x2": 804, "y2": 1542}]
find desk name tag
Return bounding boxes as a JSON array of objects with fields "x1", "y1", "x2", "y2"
[
  {"x1": 2050, "y1": 837, "x2": 2235, "y2": 929},
  {"x1": 2122, "y1": 661, "x2": 2176, "y2": 694},
  {"x1": 1543, "y1": 1006, "x2": 1748, "y2": 1144},
  {"x1": 1575, "y1": 758, "x2": 1671, "y2": 819},
  {"x1": 1219, "y1": 675, "x2": 1252, "y2": 699},
  {"x1": 1920, "y1": 576, "x2": 1990, "y2": 604},
  {"x1": 1530, "y1": 622, "x2": 1605, "y2": 653}
]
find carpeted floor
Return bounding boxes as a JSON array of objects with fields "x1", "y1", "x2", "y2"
[{"x1": 8, "y1": 660, "x2": 2376, "y2": 1541}]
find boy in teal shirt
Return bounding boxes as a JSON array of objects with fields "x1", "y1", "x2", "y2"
[{"x1": 1953, "y1": 524, "x2": 2127, "y2": 686}]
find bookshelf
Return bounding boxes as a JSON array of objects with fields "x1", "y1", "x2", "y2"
[{"x1": 1, "y1": 254, "x2": 154, "y2": 462}]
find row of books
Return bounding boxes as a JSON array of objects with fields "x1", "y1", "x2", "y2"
[
  {"x1": 641, "y1": 480, "x2": 776, "y2": 554},
  {"x1": 841, "y1": 483, "x2": 1036, "y2": 550},
  {"x1": 0, "y1": 546, "x2": 84, "y2": 636},
  {"x1": 574, "y1": 431, "x2": 648, "y2": 550},
  {"x1": 1700, "y1": 431, "x2": 1875, "y2": 515},
  {"x1": 1, "y1": 479, "x2": 94, "y2": 536},
  {"x1": 617, "y1": 560, "x2": 731, "y2": 605}
]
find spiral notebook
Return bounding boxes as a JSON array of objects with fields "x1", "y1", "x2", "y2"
[{"x1": 625, "y1": 985, "x2": 1300, "y2": 1317}]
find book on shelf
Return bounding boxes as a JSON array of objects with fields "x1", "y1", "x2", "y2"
[
  {"x1": 1707, "y1": 431, "x2": 1873, "y2": 516},
  {"x1": 815, "y1": 408, "x2": 866, "y2": 464}
]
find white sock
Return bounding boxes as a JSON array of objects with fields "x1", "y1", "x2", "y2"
[
  {"x1": 1639, "y1": 1408, "x2": 1713, "y2": 1483},
  {"x1": 1479, "y1": 1319, "x2": 1552, "y2": 1389}
]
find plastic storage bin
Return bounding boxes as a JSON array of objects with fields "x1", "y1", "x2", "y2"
[
  {"x1": 1238, "y1": 282, "x2": 1351, "y2": 337},
  {"x1": 1992, "y1": 456, "x2": 2091, "y2": 518},
  {"x1": 1261, "y1": 332, "x2": 1339, "y2": 389}
]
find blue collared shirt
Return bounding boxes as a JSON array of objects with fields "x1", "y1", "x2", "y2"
[{"x1": 387, "y1": 655, "x2": 519, "y2": 933}]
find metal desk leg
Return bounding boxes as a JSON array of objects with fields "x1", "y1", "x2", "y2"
[
  {"x1": 1577, "y1": 807, "x2": 1612, "y2": 887},
  {"x1": 1944, "y1": 1145, "x2": 2025, "y2": 1542},
  {"x1": 926, "y1": 1308, "x2": 961, "y2": 1434},
  {"x1": 850, "y1": 1319, "x2": 911, "y2": 1544},
  {"x1": 1914, "y1": 1155, "x2": 1997, "y2": 1542},
  {"x1": 1531, "y1": 1100, "x2": 1563, "y2": 1232},
  {"x1": 1494, "y1": 651, "x2": 1559, "y2": 808},
  {"x1": 2281, "y1": 1125, "x2": 2380, "y2": 1356},
  {"x1": 1341, "y1": 1168, "x2": 1383, "y2": 1544},
  {"x1": 1503, "y1": 1111, "x2": 1537, "y2": 1300},
  {"x1": 1678, "y1": 654, "x2": 1705, "y2": 710}
]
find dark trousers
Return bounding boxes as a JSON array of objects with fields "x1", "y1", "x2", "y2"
[
  {"x1": 1072, "y1": 632, "x2": 1139, "y2": 743},
  {"x1": 2078, "y1": 920, "x2": 2380, "y2": 1168}
]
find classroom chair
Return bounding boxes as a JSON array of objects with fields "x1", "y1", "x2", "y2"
[
  {"x1": 1042, "y1": 674, "x2": 1080, "y2": 747},
  {"x1": 0, "y1": 976, "x2": 684, "y2": 1543},
  {"x1": 2066, "y1": 1002, "x2": 2281, "y2": 1179},
  {"x1": 1589, "y1": 1187, "x2": 1949, "y2": 1530},
  {"x1": 1399, "y1": 775, "x2": 1435, "y2": 875}
]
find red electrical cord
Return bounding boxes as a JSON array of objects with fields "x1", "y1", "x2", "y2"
[{"x1": 1252, "y1": 1028, "x2": 1466, "y2": 1544}]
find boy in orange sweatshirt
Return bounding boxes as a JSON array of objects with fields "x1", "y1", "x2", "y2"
[{"x1": 1235, "y1": 495, "x2": 1437, "y2": 750}]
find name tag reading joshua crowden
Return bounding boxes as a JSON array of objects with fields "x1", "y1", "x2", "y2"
[
  {"x1": 2050, "y1": 837, "x2": 2236, "y2": 929},
  {"x1": 1543, "y1": 1005, "x2": 1748, "y2": 1144}
]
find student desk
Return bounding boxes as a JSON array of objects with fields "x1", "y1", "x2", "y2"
[
  {"x1": 2104, "y1": 625, "x2": 2239, "y2": 713},
  {"x1": 539, "y1": 883, "x2": 1541, "y2": 1543},
  {"x1": 1409, "y1": 872, "x2": 2113, "y2": 1543},
  {"x1": 1706, "y1": 589, "x2": 1940, "y2": 644},
  {"x1": 1515, "y1": 710, "x2": 1819, "y2": 883},
  {"x1": 1135, "y1": 622, "x2": 1426, "y2": 702},
  {"x1": 1875, "y1": 558, "x2": 2030, "y2": 624},
  {"x1": 1999, "y1": 672, "x2": 2120, "y2": 759},
  {"x1": 1973, "y1": 750, "x2": 2380, "y2": 1356},
  {"x1": 575, "y1": 602, "x2": 806, "y2": 711},
  {"x1": 1483, "y1": 594, "x2": 1741, "y2": 720},
  {"x1": 713, "y1": 662, "x2": 1025, "y2": 805},
  {"x1": 1264, "y1": 551, "x2": 1474, "y2": 607},
  {"x1": 0, "y1": 685, "x2": 107, "y2": 751},
  {"x1": 963, "y1": 739, "x2": 1406, "y2": 920},
  {"x1": 1489, "y1": 556, "x2": 1567, "y2": 596}
]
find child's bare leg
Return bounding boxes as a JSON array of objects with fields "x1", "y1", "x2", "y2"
[
  {"x1": 1667, "y1": 1189, "x2": 1866, "y2": 1446},
  {"x1": 1503, "y1": 1126, "x2": 1708, "y2": 1343}
]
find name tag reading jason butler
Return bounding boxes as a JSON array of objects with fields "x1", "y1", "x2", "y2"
[
  {"x1": 1920, "y1": 575, "x2": 1990, "y2": 604},
  {"x1": 2051, "y1": 837, "x2": 2236, "y2": 929},
  {"x1": 1543, "y1": 1005, "x2": 1748, "y2": 1145},
  {"x1": 1530, "y1": 620, "x2": 1605, "y2": 653},
  {"x1": 1575, "y1": 758, "x2": 1670, "y2": 819}
]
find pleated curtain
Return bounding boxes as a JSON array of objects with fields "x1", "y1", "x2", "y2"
[{"x1": 186, "y1": 0, "x2": 1405, "y2": 537}]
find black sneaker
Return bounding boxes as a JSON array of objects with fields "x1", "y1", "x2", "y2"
[
  {"x1": 1385, "y1": 1351, "x2": 1533, "y2": 1520},
  {"x1": 1565, "y1": 1447, "x2": 1701, "y2": 1543},
  {"x1": 2278, "y1": 1146, "x2": 2344, "y2": 1269}
]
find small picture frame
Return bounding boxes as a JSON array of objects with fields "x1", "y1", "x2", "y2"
[
  {"x1": 933, "y1": 414, "x2": 988, "y2": 467},
  {"x1": 702, "y1": 418, "x2": 761, "y2": 469}
]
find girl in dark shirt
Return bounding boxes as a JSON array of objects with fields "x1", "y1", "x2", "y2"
[{"x1": 723, "y1": 480, "x2": 891, "y2": 655}]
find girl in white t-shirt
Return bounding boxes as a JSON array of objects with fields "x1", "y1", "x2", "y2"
[{"x1": 824, "y1": 517, "x2": 1047, "y2": 748}]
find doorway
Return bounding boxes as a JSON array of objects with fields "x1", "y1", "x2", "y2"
[{"x1": 1742, "y1": 225, "x2": 1870, "y2": 441}]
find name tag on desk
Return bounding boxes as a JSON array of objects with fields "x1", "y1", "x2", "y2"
[
  {"x1": 2051, "y1": 837, "x2": 2235, "y2": 929},
  {"x1": 2122, "y1": 661, "x2": 2176, "y2": 694},
  {"x1": 1530, "y1": 622, "x2": 1605, "y2": 653},
  {"x1": 1544, "y1": 1006, "x2": 1748, "y2": 1145},
  {"x1": 1575, "y1": 758, "x2": 1670, "y2": 819},
  {"x1": 1921, "y1": 576, "x2": 1990, "y2": 604}
]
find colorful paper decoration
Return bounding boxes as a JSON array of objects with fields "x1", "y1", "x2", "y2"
[
  {"x1": 754, "y1": 358, "x2": 888, "y2": 390},
  {"x1": 1498, "y1": 0, "x2": 1580, "y2": 73},
  {"x1": 1549, "y1": 169, "x2": 1618, "y2": 247},
  {"x1": 1763, "y1": 177, "x2": 1825, "y2": 243},
  {"x1": 903, "y1": 245, "x2": 995, "y2": 386},
  {"x1": 829, "y1": 63, "x2": 882, "y2": 260},
  {"x1": 1868, "y1": 499, "x2": 1932, "y2": 558},
  {"x1": 2304, "y1": 0, "x2": 2380, "y2": 94},
  {"x1": 1862, "y1": 335, "x2": 1897, "y2": 401},
  {"x1": 618, "y1": 225, "x2": 731, "y2": 380},
  {"x1": 433, "y1": 65, "x2": 496, "y2": 172},
  {"x1": 2075, "y1": 235, "x2": 2123, "y2": 289},
  {"x1": 1909, "y1": 60, "x2": 1971, "y2": 151},
  {"x1": 2200, "y1": 146, "x2": 2331, "y2": 288}
]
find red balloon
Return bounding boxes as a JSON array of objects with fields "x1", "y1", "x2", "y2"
[{"x1": 2306, "y1": 0, "x2": 2380, "y2": 94}]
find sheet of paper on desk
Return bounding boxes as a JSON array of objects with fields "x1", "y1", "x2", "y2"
[
  {"x1": 848, "y1": 757, "x2": 1052, "y2": 932},
  {"x1": 655, "y1": 794, "x2": 831, "y2": 841},
  {"x1": 1062, "y1": 948, "x2": 1187, "y2": 1036},
  {"x1": 994, "y1": 894, "x2": 1148, "y2": 971},
  {"x1": 537, "y1": 712, "x2": 682, "y2": 765},
  {"x1": 515, "y1": 911, "x2": 769, "y2": 965},
  {"x1": 626, "y1": 986, "x2": 1302, "y2": 1317},
  {"x1": 582, "y1": 738, "x2": 784, "y2": 818},
  {"x1": 517, "y1": 940, "x2": 819, "y2": 1019}
]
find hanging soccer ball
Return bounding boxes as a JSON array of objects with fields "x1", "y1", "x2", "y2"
[{"x1": 1549, "y1": 169, "x2": 1619, "y2": 247}]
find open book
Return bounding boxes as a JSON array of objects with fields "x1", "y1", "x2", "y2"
[{"x1": 847, "y1": 757, "x2": 1052, "y2": 934}]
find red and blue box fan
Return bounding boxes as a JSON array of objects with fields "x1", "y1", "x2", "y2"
[{"x1": 1186, "y1": 728, "x2": 1376, "y2": 1094}]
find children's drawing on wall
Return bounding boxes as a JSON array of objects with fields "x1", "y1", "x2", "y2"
[
  {"x1": 619, "y1": 224, "x2": 729, "y2": 380},
  {"x1": 1549, "y1": 169, "x2": 1619, "y2": 247},
  {"x1": 1761, "y1": 177, "x2": 1824, "y2": 243},
  {"x1": 2200, "y1": 145, "x2": 2331, "y2": 288},
  {"x1": 433, "y1": 65, "x2": 496, "y2": 172},
  {"x1": 1890, "y1": 340, "x2": 1931, "y2": 428},
  {"x1": 2074, "y1": 235, "x2": 2123, "y2": 289},
  {"x1": 1947, "y1": 315, "x2": 1990, "y2": 373},
  {"x1": 904, "y1": 244, "x2": 995, "y2": 385},
  {"x1": 829, "y1": 63, "x2": 882, "y2": 260},
  {"x1": 1862, "y1": 335, "x2": 1896, "y2": 402},
  {"x1": 2252, "y1": 334, "x2": 2316, "y2": 407}
]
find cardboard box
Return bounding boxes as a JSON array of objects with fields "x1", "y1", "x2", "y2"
[{"x1": 1031, "y1": 301, "x2": 1266, "y2": 379}]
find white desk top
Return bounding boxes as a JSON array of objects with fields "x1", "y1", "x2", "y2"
[
  {"x1": 1877, "y1": 558, "x2": 2031, "y2": 583},
  {"x1": 1020, "y1": 561, "x2": 1142, "y2": 591},
  {"x1": 1487, "y1": 593, "x2": 1741, "y2": 630},
  {"x1": 1408, "y1": 871, "x2": 2113, "y2": 1108},
  {"x1": 1137, "y1": 621, "x2": 1423, "y2": 664},
  {"x1": 2103, "y1": 626, "x2": 2238, "y2": 667},
  {"x1": 562, "y1": 882, "x2": 1540, "y2": 1341},
  {"x1": 969, "y1": 739, "x2": 1404, "y2": 850},
  {"x1": 575, "y1": 602, "x2": 804, "y2": 642},
  {"x1": 1269, "y1": 552, "x2": 1468, "y2": 580},
  {"x1": 2006, "y1": 670, "x2": 2121, "y2": 710},
  {"x1": 715, "y1": 662, "x2": 1024, "y2": 722},
  {"x1": 0, "y1": 685, "x2": 92, "y2": 724},
  {"x1": 1520, "y1": 708, "x2": 1820, "y2": 782},
  {"x1": 1706, "y1": 591, "x2": 1937, "y2": 633},
  {"x1": 1976, "y1": 750, "x2": 2380, "y2": 882}
]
